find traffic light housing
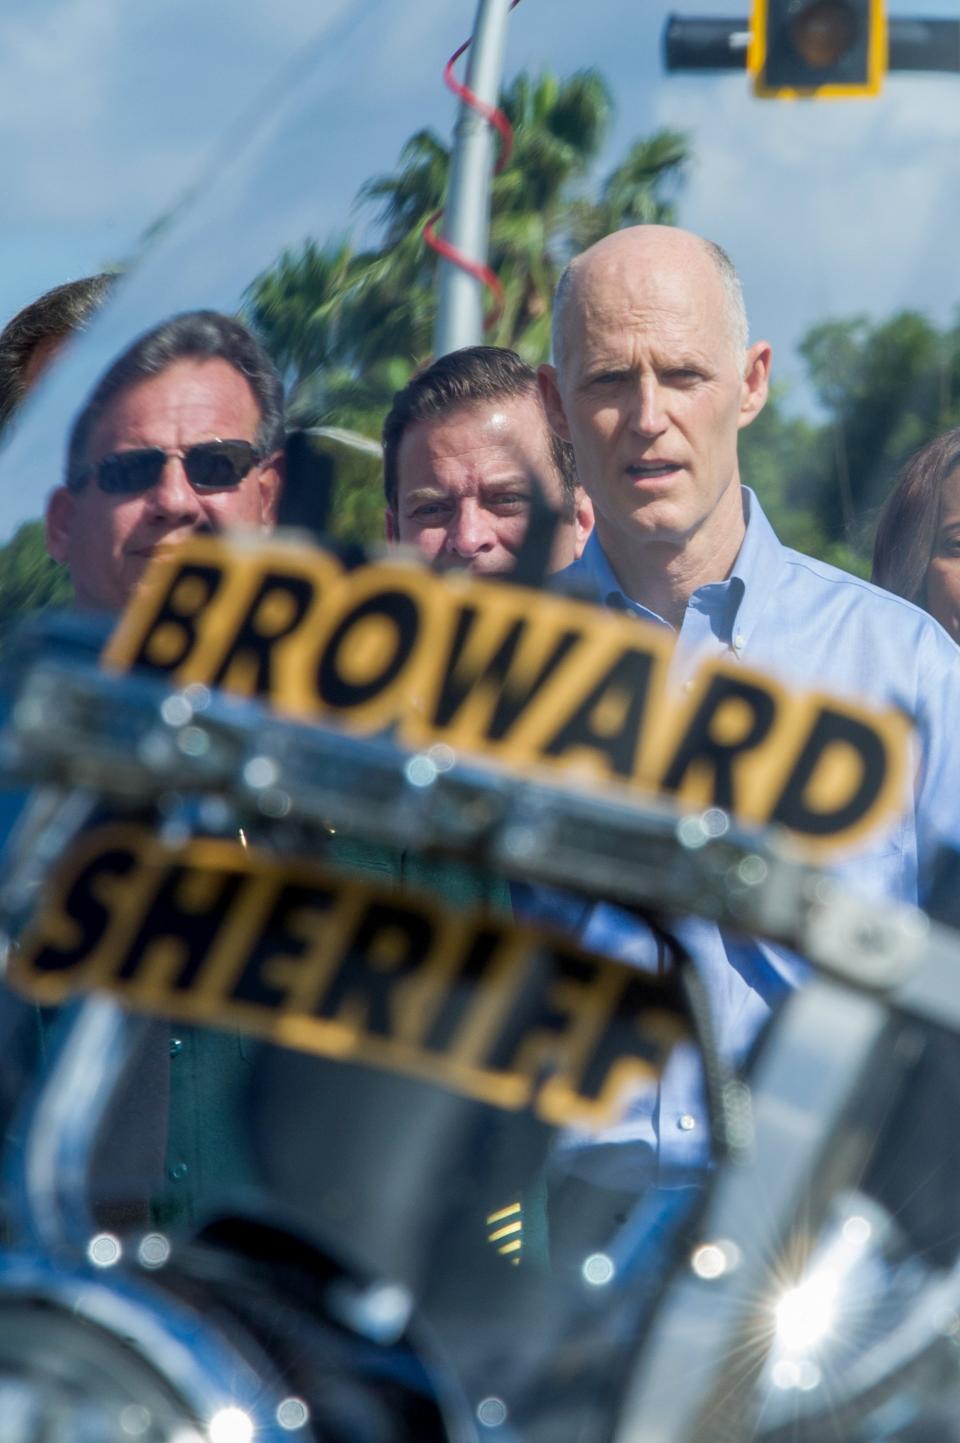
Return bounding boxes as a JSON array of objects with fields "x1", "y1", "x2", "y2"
[{"x1": 747, "y1": 0, "x2": 887, "y2": 97}]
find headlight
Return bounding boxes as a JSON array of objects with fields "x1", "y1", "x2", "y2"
[
  {"x1": 0, "y1": 1254, "x2": 274, "y2": 1443},
  {"x1": 0, "y1": 1217, "x2": 458, "y2": 1443}
]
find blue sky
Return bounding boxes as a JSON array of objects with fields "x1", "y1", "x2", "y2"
[{"x1": 2, "y1": 0, "x2": 960, "y2": 537}]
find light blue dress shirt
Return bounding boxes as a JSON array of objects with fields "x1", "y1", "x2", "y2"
[{"x1": 514, "y1": 489, "x2": 960, "y2": 1186}]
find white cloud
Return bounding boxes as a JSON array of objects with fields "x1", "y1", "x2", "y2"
[
  {"x1": 0, "y1": 0, "x2": 477, "y2": 536},
  {"x1": 0, "y1": 0, "x2": 355, "y2": 226},
  {"x1": 646, "y1": 68, "x2": 960, "y2": 404}
]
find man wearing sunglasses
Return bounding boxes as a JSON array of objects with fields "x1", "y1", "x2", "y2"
[
  {"x1": 27, "y1": 310, "x2": 285, "y2": 1231},
  {"x1": 46, "y1": 309, "x2": 284, "y2": 610}
]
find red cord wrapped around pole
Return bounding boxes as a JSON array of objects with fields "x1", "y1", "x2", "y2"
[{"x1": 428, "y1": 0, "x2": 521, "y2": 349}]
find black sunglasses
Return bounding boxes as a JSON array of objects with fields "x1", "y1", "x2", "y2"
[{"x1": 73, "y1": 439, "x2": 263, "y2": 495}]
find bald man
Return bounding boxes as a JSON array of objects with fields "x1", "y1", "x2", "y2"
[
  {"x1": 541, "y1": 227, "x2": 768, "y2": 628},
  {"x1": 522, "y1": 226, "x2": 960, "y2": 1197}
]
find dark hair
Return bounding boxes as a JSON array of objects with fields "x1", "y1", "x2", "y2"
[
  {"x1": 66, "y1": 309, "x2": 285, "y2": 490},
  {"x1": 0, "y1": 273, "x2": 116, "y2": 434},
  {"x1": 872, "y1": 428, "x2": 960, "y2": 608},
  {"x1": 381, "y1": 345, "x2": 577, "y2": 515}
]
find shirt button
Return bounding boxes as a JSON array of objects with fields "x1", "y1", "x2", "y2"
[
  {"x1": 683, "y1": 678, "x2": 695, "y2": 694},
  {"x1": 169, "y1": 1162, "x2": 188, "y2": 1181},
  {"x1": 677, "y1": 1113, "x2": 697, "y2": 1132},
  {"x1": 169, "y1": 1037, "x2": 183, "y2": 1057},
  {"x1": 733, "y1": 633, "x2": 746, "y2": 652}
]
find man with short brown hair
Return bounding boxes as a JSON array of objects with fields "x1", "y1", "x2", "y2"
[{"x1": 383, "y1": 345, "x2": 592, "y2": 574}]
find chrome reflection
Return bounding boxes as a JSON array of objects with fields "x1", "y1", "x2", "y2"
[
  {"x1": 207, "y1": 1408, "x2": 254, "y2": 1443},
  {"x1": 0, "y1": 1254, "x2": 283, "y2": 1443},
  {"x1": 476, "y1": 1396, "x2": 508, "y2": 1427},
  {"x1": 87, "y1": 1232, "x2": 123, "y2": 1268},
  {"x1": 275, "y1": 1396, "x2": 310, "y2": 1431},
  {"x1": 138, "y1": 1233, "x2": 173, "y2": 1270},
  {"x1": 582, "y1": 1252, "x2": 615, "y2": 1287},
  {"x1": 757, "y1": 1192, "x2": 926, "y2": 1431},
  {"x1": 691, "y1": 1239, "x2": 740, "y2": 1281}
]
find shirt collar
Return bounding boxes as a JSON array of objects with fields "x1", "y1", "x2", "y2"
[
  {"x1": 554, "y1": 487, "x2": 787, "y2": 646},
  {"x1": 726, "y1": 487, "x2": 789, "y2": 648}
]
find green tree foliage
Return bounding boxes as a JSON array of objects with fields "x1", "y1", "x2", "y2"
[
  {"x1": 0, "y1": 520, "x2": 72, "y2": 653},
  {"x1": 739, "y1": 309, "x2": 960, "y2": 571},
  {"x1": 245, "y1": 67, "x2": 690, "y2": 478},
  {"x1": 798, "y1": 311, "x2": 959, "y2": 541},
  {"x1": 246, "y1": 65, "x2": 960, "y2": 573},
  {"x1": 7, "y1": 80, "x2": 956, "y2": 646},
  {"x1": 245, "y1": 54, "x2": 960, "y2": 571},
  {"x1": 738, "y1": 386, "x2": 868, "y2": 575}
]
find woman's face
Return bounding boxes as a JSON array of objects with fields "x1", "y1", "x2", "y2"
[{"x1": 926, "y1": 465, "x2": 960, "y2": 642}]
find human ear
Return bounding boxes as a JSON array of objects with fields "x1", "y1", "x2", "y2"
[
  {"x1": 538, "y1": 364, "x2": 573, "y2": 443},
  {"x1": 258, "y1": 451, "x2": 285, "y2": 527},
  {"x1": 738, "y1": 341, "x2": 772, "y2": 430},
  {"x1": 573, "y1": 487, "x2": 594, "y2": 557},
  {"x1": 45, "y1": 486, "x2": 75, "y2": 565}
]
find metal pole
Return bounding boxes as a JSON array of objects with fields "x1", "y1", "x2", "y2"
[{"x1": 433, "y1": 0, "x2": 515, "y2": 357}]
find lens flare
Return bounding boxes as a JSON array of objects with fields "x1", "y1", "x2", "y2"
[
  {"x1": 208, "y1": 1407, "x2": 254, "y2": 1443},
  {"x1": 774, "y1": 1273, "x2": 838, "y2": 1354}
]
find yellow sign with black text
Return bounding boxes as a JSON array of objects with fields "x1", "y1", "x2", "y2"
[
  {"x1": 10, "y1": 825, "x2": 690, "y2": 1130},
  {"x1": 103, "y1": 536, "x2": 911, "y2": 858}
]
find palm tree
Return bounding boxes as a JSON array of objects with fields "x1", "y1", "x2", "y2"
[
  {"x1": 249, "y1": 66, "x2": 688, "y2": 376},
  {"x1": 244, "y1": 66, "x2": 690, "y2": 539},
  {"x1": 486, "y1": 69, "x2": 614, "y2": 357},
  {"x1": 245, "y1": 236, "x2": 356, "y2": 396},
  {"x1": 571, "y1": 128, "x2": 689, "y2": 248}
]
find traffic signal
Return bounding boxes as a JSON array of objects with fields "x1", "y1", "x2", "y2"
[{"x1": 747, "y1": 0, "x2": 887, "y2": 98}]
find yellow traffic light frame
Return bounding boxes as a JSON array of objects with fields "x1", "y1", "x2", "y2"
[{"x1": 747, "y1": 0, "x2": 887, "y2": 98}]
